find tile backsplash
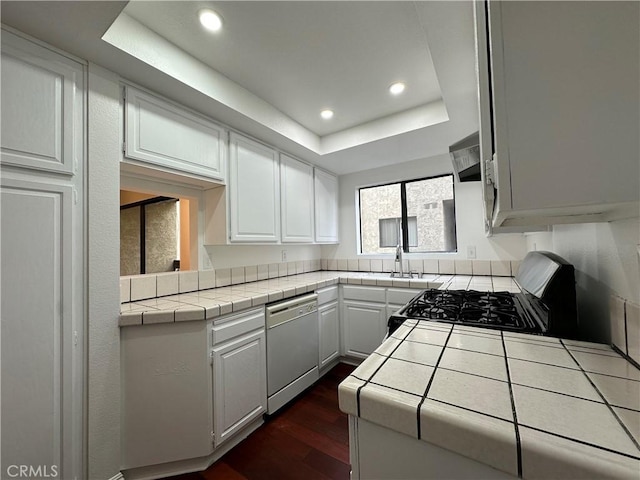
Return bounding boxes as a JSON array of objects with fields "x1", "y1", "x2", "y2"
[{"x1": 122, "y1": 257, "x2": 522, "y2": 303}]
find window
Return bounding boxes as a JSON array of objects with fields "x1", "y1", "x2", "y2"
[
  {"x1": 378, "y1": 217, "x2": 417, "y2": 248},
  {"x1": 359, "y1": 175, "x2": 457, "y2": 254}
]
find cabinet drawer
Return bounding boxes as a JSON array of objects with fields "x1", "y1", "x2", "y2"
[
  {"x1": 212, "y1": 307, "x2": 265, "y2": 345},
  {"x1": 386, "y1": 288, "x2": 422, "y2": 306},
  {"x1": 342, "y1": 285, "x2": 385, "y2": 303},
  {"x1": 316, "y1": 285, "x2": 338, "y2": 305}
]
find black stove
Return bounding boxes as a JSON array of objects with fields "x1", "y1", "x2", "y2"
[{"x1": 388, "y1": 251, "x2": 578, "y2": 338}]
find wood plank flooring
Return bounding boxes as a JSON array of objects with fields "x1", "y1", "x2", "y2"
[{"x1": 164, "y1": 362, "x2": 355, "y2": 480}]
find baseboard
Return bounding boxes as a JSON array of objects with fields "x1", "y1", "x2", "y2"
[{"x1": 108, "y1": 473, "x2": 125, "y2": 480}]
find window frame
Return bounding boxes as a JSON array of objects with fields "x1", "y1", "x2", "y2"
[{"x1": 357, "y1": 173, "x2": 457, "y2": 255}]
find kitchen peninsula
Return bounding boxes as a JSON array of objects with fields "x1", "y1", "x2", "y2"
[{"x1": 338, "y1": 320, "x2": 640, "y2": 479}]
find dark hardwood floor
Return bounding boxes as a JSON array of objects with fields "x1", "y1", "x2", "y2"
[{"x1": 164, "y1": 362, "x2": 356, "y2": 480}]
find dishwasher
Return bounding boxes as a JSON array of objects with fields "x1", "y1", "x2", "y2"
[{"x1": 266, "y1": 293, "x2": 319, "y2": 414}]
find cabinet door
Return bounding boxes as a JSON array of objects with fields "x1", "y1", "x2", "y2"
[
  {"x1": 228, "y1": 133, "x2": 280, "y2": 242},
  {"x1": 280, "y1": 154, "x2": 314, "y2": 243},
  {"x1": 314, "y1": 168, "x2": 339, "y2": 243},
  {"x1": 342, "y1": 301, "x2": 387, "y2": 359},
  {"x1": 1, "y1": 30, "x2": 83, "y2": 176},
  {"x1": 212, "y1": 329, "x2": 267, "y2": 447},
  {"x1": 483, "y1": 1, "x2": 639, "y2": 227},
  {"x1": 124, "y1": 86, "x2": 226, "y2": 182},
  {"x1": 1, "y1": 177, "x2": 79, "y2": 478},
  {"x1": 318, "y1": 301, "x2": 340, "y2": 369}
]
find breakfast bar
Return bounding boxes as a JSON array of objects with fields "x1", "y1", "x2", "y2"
[{"x1": 338, "y1": 320, "x2": 640, "y2": 479}]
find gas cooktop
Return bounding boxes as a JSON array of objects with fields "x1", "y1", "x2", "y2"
[
  {"x1": 388, "y1": 251, "x2": 579, "y2": 339},
  {"x1": 391, "y1": 288, "x2": 540, "y2": 335}
]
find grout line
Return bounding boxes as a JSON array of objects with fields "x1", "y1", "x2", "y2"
[
  {"x1": 355, "y1": 322, "x2": 420, "y2": 417},
  {"x1": 500, "y1": 331, "x2": 523, "y2": 478},
  {"x1": 518, "y1": 423, "x2": 640, "y2": 462},
  {"x1": 416, "y1": 326, "x2": 454, "y2": 439},
  {"x1": 560, "y1": 339, "x2": 640, "y2": 453},
  {"x1": 429, "y1": 397, "x2": 515, "y2": 425}
]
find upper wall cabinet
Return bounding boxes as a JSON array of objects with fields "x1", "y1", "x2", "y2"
[
  {"x1": 1, "y1": 30, "x2": 83, "y2": 176},
  {"x1": 280, "y1": 154, "x2": 314, "y2": 243},
  {"x1": 476, "y1": 1, "x2": 639, "y2": 231},
  {"x1": 228, "y1": 133, "x2": 280, "y2": 243},
  {"x1": 314, "y1": 168, "x2": 339, "y2": 243},
  {"x1": 123, "y1": 85, "x2": 226, "y2": 184}
]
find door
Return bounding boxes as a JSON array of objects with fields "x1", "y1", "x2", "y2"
[
  {"x1": 1, "y1": 177, "x2": 81, "y2": 478},
  {"x1": 319, "y1": 301, "x2": 340, "y2": 369},
  {"x1": 1, "y1": 30, "x2": 82, "y2": 176},
  {"x1": 228, "y1": 133, "x2": 280, "y2": 242},
  {"x1": 280, "y1": 154, "x2": 314, "y2": 243},
  {"x1": 342, "y1": 301, "x2": 387, "y2": 359},
  {"x1": 212, "y1": 329, "x2": 267, "y2": 446},
  {"x1": 124, "y1": 85, "x2": 226, "y2": 182},
  {"x1": 1, "y1": 30, "x2": 84, "y2": 480},
  {"x1": 314, "y1": 168, "x2": 339, "y2": 243}
]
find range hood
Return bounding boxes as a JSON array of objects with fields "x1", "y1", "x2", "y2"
[{"x1": 449, "y1": 132, "x2": 481, "y2": 182}]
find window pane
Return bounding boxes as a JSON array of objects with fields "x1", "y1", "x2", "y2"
[
  {"x1": 379, "y1": 218, "x2": 400, "y2": 248},
  {"x1": 360, "y1": 183, "x2": 401, "y2": 254},
  {"x1": 405, "y1": 176, "x2": 457, "y2": 253}
]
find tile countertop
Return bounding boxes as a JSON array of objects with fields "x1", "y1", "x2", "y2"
[
  {"x1": 338, "y1": 321, "x2": 640, "y2": 479},
  {"x1": 120, "y1": 270, "x2": 482, "y2": 327}
]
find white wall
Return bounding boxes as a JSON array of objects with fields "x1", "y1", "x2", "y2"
[
  {"x1": 204, "y1": 244, "x2": 321, "y2": 269},
  {"x1": 324, "y1": 153, "x2": 528, "y2": 261},
  {"x1": 549, "y1": 218, "x2": 640, "y2": 343},
  {"x1": 87, "y1": 64, "x2": 122, "y2": 479}
]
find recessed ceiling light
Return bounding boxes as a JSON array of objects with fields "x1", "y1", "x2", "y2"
[
  {"x1": 199, "y1": 9, "x2": 223, "y2": 32},
  {"x1": 389, "y1": 82, "x2": 406, "y2": 95},
  {"x1": 320, "y1": 109, "x2": 334, "y2": 120}
]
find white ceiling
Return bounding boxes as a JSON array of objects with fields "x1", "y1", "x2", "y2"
[
  {"x1": 0, "y1": 1, "x2": 479, "y2": 175},
  {"x1": 124, "y1": 1, "x2": 444, "y2": 137}
]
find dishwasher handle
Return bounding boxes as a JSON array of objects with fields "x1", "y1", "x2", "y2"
[{"x1": 266, "y1": 293, "x2": 318, "y2": 329}]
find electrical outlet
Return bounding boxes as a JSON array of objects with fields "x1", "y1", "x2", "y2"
[
  {"x1": 281, "y1": 249, "x2": 287, "y2": 262},
  {"x1": 467, "y1": 245, "x2": 477, "y2": 259}
]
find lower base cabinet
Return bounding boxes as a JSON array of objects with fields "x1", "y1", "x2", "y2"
[
  {"x1": 212, "y1": 328, "x2": 266, "y2": 447},
  {"x1": 342, "y1": 300, "x2": 387, "y2": 360},
  {"x1": 211, "y1": 307, "x2": 267, "y2": 448},
  {"x1": 318, "y1": 300, "x2": 340, "y2": 369}
]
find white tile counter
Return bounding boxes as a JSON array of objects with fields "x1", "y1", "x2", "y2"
[
  {"x1": 338, "y1": 320, "x2": 640, "y2": 479},
  {"x1": 119, "y1": 271, "x2": 446, "y2": 326}
]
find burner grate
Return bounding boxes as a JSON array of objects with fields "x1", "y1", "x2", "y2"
[{"x1": 399, "y1": 289, "x2": 530, "y2": 330}]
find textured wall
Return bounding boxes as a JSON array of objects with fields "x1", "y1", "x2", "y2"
[
  {"x1": 145, "y1": 200, "x2": 178, "y2": 273},
  {"x1": 120, "y1": 207, "x2": 141, "y2": 276},
  {"x1": 87, "y1": 64, "x2": 122, "y2": 480}
]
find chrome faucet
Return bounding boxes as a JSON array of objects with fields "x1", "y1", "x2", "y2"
[{"x1": 395, "y1": 244, "x2": 404, "y2": 277}]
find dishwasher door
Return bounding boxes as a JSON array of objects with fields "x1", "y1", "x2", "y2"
[{"x1": 266, "y1": 294, "x2": 319, "y2": 413}]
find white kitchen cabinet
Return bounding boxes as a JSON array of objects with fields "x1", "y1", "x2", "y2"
[
  {"x1": 123, "y1": 85, "x2": 226, "y2": 184},
  {"x1": 314, "y1": 168, "x2": 339, "y2": 243},
  {"x1": 342, "y1": 300, "x2": 387, "y2": 360},
  {"x1": 475, "y1": 1, "x2": 639, "y2": 231},
  {"x1": 280, "y1": 154, "x2": 314, "y2": 243},
  {"x1": 211, "y1": 307, "x2": 267, "y2": 447},
  {"x1": 1, "y1": 30, "x2": 83, "y2": 176},
  {"x1": 318, "y1": 301, "x2": 340, "y2": 370},
  {"x1": 1, "y1": 29, "x2": 84, "y2": 480},
  {"x1": 228, "y1": 133, "x2": 280, "y2": 242}
]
